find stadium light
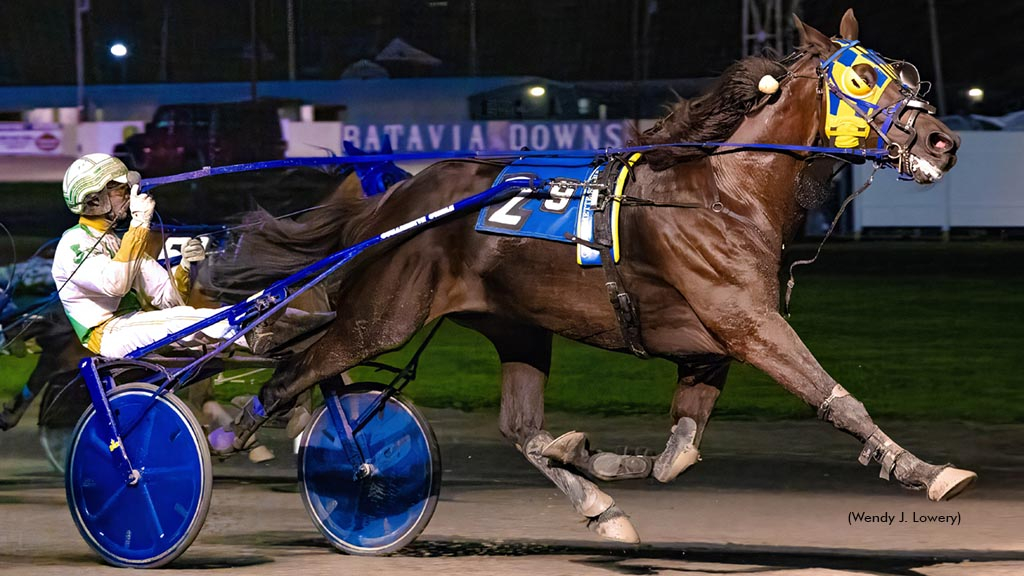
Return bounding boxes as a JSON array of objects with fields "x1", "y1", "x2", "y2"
[
  {"x1": 110, "y1": 43, "x2": 128, "y2": 58},
  {"x1": 967, "y1": 87, "x2": 984, "y2": 102},
  {"x1": 528, "y1": 86, "x2": 546, "y2": 98}
]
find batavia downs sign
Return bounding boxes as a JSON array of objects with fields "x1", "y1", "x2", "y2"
[{"x1": 341, "y1": 121, "x2": 630, "y2": 153}]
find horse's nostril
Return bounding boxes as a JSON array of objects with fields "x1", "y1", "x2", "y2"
[{"x1": 927, "y1": 132, "x2": 956, "y2": 154}]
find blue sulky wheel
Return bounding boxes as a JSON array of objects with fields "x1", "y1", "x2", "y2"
[
  {"x1": 65, "y1": 383, "x2": 212, "y2": 568},
  {"x1": 299, "y1": 382, "x2": 441, "y2": 555}
]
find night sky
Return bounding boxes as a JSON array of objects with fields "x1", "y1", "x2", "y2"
[{"x1": 1, "y1": 0, "x2": 1020, "y2": 115}]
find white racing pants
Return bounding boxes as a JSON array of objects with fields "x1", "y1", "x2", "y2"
[{"x1": 97, "y1": 306, "x2": 247, "y2": 358}]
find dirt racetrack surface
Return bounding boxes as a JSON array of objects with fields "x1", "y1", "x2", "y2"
[{"x1": 1, "y1": 407, "x2": 1022, "y2": 575}]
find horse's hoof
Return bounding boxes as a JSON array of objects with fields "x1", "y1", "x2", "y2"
[
  {"x1": 652, "y1": 417, "x2": 699, "y2": 483},
  {"x1": 203, "y1": 400, "x2": 233, "y2": 428},
  {"x1": 577, "y1": 483, "x2": 615, "y2": 518},
  {"x1": 0, "y1": 409, "x2": 16, "y2": 432},
  {"x1": 588, "y1": 505, "x2": 640, "y2": 544},
  {"x1": 927, "y1": 467, "x2": 977, "y2": 501},
  {"x1": 248, "y1": 444, "x2": 276, "y2": 464},
  {"x1": 541, "y1": 430, "x2": 589, "y2": 465},
  {"x1": 285, "y1": 406, "x2": 312, "y2": 438},
  {"x1": 590, "y1": 452, "x2": 653, "y2": 481}
]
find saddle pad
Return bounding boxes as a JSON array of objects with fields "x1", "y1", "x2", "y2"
[{"x1": 475, "y1": 156, "x2": 630, "y2": 266}]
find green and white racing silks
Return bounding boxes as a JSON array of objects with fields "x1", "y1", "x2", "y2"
[{"x1": 52, "y1": 218, "x2": 187, "y2": 349}]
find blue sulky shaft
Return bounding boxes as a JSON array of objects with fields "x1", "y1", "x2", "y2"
[
  {"x1": 84, "y1": 173, "x2": 542, "y2": 486},
  {"x1": 127, "y1": 174, "x2": 543, "y2": 364}
]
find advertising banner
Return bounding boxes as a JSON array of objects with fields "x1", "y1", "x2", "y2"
[{"x1": 0, "y1": 127, "x2": 63, "y2": 156}]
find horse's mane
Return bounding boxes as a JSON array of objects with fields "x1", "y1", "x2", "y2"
[
  {"x1": 205, "y1": 57, "x2": 789, "y2": 292},
  {"x1": 638, "y1": 56, "x2": 788, "y2": 171},
  {"x1": 203, "y1": 173, "x2": 378, "y2": 295}
]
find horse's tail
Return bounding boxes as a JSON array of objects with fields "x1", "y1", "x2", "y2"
[{"x1": 203, "y1": 172, "x2": 374, "y2": 295}]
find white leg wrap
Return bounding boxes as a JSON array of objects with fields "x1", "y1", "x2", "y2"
[{"x1": 523, "y1": 432, "x2": 614, "y2": 518}]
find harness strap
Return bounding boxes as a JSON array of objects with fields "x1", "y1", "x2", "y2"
[
  {"x1": 697, "y1": 158, "x2": 775, "y2": 250},
  {"x1": 574, "y1": 156, "x2": 649, "y2": 359},
  {"x1": 858, "y1": 427, "x2": 907, "y2": 481},
  {"x1": 706, "y1": 176, "x2": 762, "y2": 231}
]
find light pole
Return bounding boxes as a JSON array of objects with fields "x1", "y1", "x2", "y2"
[
  {"x1": 926, "y1": 0, "x2": 947, "y2": 114},
  {"x1": 110, "y1": 42, "x2": 128, "y2": 83},
  {"x1": 75, "y1": 0, "x2": 90, "y2": 121},
  {"x1": 250, "y1": 0, "x2": 259, "y2": 100},
  {"x1": 287, "y1": 0, "x2": 296, "y2": 81}
]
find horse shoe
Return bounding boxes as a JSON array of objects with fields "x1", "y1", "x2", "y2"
[
  {"x1": 540, "y1": 430, "x2": 590, "y2": 465},
  {"x1": 587, "y1": 505, "x2": 640, "y2": 544},
  {"x1": 926, "y1": 467, "x2": 977, "y2": 502}
]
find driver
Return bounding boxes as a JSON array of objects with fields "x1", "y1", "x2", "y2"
[{"x1": 53, "y1": 153, "x2": 247, "y2": 357}]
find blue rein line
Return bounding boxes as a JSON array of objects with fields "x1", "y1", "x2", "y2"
[{"x1": 140, "y1": 141, "x2": 889, "y2": 191}]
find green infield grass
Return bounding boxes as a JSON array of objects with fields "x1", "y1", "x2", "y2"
[{"x1": 2, "y1": 242, "x2": 1022, "y2": 423}]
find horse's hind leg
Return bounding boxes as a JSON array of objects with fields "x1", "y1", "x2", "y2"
[
  {"x1": 1, "y1": 330, "x2": 80, "y2": 431},
  {"x1": 467, "y1": 318, "x2": 639, "y2": 544},
  {"x1": 542, "y1": 357, "x2": 728, "y2": 483},
  {"x1": 211, "y1": 257, "x2": 439, "y2": 453}
]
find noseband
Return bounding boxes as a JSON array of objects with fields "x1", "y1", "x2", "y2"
[{"x1": 816, "y1": 39, "x2": 936, "y2": 176}]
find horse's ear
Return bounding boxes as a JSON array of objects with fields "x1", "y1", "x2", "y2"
[
  {"x1": 839, "y1": 8, "x2": 859, "y2": 40},
  {"x1": 792, "y1": 13, "x2": 834, "y2": 54}
]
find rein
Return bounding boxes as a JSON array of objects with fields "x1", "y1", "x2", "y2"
[
  {"x1": 138, "y1": 141, "x2": 891, "y2": 192},
  {"x1": 783, "y1": 164, "x2": 879, "y2": 315}
]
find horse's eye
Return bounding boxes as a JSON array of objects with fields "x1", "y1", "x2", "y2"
[{"x1": 842, "y1": 64, "x2": 877, "y2": 97}]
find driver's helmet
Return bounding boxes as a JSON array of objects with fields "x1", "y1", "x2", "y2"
[{"x1": 61, "y1": 153, "x2": 130, "y2": 215}]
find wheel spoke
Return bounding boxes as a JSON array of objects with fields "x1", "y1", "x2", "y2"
[
  {"x1": 139, "y1": 483, "x2": 166, "y2": 540},
  {"x1": 143, "y1": 465, "x2": 198, "y2": 479},
  {"x1": 86, "y1": 424, "x2": 109, "y2": 455},
  {"x1": 133, "y1": 409, "x2": 157, "y2": 462},
  {"x1": 83, "y1": 480, "x2": 128, "y2": 522},
  {"x1": 324, "y1": 483, "x2": 365, "y2": 531}
]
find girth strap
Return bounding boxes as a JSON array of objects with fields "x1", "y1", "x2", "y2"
[{"x1": 568, "y1": 156, "x2": 648, "y2": 359}]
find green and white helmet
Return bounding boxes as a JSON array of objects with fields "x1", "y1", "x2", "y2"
[{"x1": 62, "y1": 153, "x2": 130, "y2": 215}]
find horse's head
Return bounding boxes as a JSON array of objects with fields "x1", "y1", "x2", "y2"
[{"x1": 793, "y1": 9, "x2": 958, "y2": 183}]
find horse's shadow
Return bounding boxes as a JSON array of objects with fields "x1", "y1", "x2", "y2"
[{"x1": 223, "y1": 532, "x2": 1024, "y2": 575}]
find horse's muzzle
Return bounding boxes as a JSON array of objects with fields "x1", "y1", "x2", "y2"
[{"x1": 907, "y1": 120, "x2": 960, "y2": 183}]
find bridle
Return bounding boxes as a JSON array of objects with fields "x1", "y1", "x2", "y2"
[{"x1": 814, "y1": 39, "x2": 938, "y2": 177}]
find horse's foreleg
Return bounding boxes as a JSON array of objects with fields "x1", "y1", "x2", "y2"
[
  {"x1": 652, "y1": 357, "x2": 731, "y2": 482},
  {"x1": 480, "y1": 322, "x2": 639, "y2": 544},
  {"x1": 718, "y1": 310, "x2": 975, "y2": 501}
]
